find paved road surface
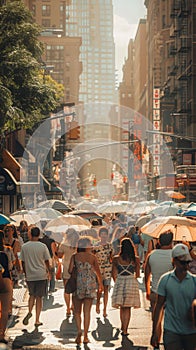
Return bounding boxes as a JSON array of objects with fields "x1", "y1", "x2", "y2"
[{"x1": 6, "y1": 276, "x2": 159, "y2": 350}]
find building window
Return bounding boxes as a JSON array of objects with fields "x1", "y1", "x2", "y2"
[
  {"x1": 42, "y1": 5, "x2": 50, "y2": 16},
  {"x1": 42, "y1": 19, "x2": 50, "y2": 28}
]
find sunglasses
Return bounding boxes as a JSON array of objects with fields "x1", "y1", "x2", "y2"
[{"x1": 177, "y1": 258, "x2": 191, "y2": 265}]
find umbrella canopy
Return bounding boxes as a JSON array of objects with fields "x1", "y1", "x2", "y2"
[
  {"x1": 10, "y1": 210, "x2": 41, "y2": 226},
  {"x1": 97, "y1": 201, "x2": 127, "y2": 213},
  {"x1": 183, "y1": 209, "x2": 196, "y2": 218},
  {"x1": 149, "y1": 205, "x2": 179, "y2": 217},
  {"x1": 70, "y1": 210, "x2": 103, "y2": 220},
  {"x1": 187, "y1": 203, "x2": 196, "y2": 210},
  {"x1": 127, "y1": 201, "x2": 157, "y2": 216},
  {"x1": 74, "y1": 200, "x2": 97, "y2": 211},
  {"x1": 33, "y1": 208, "x2": 63, "y2": 220},
  {"x1": 141, "y1": 216, "x2": 196, "y2": 242},
  {"x1": 0, "y1": 213, "x2": 14, "y2": 225},
  {"x1": 44, "y1": 214, "x2": 91, "y2": 233},
  {"x1": 165, "y1": 190, "x2": 185, "y2": 200},
  {"x1": 135, "y1": 214, "x2": 152, "y2": 228},
  {"x1": 38, "y1": 200, "x2": 72, "y2": 212}
]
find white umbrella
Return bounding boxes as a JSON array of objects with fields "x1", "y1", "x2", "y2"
[
  {"x1": 141, "y1": 216, "x2": 196, "y2": 242},
  {"x1": 135, "y1": 214, "x2": 152, "y2": 228},
  {"x1": 33, "y1": 208, "x2": 63, "y2": 219},
  {"x1": 127, "y1": 201, "x2": 157, "y2": 215},
  {"x1": 10, "y1": 210, "x2": 41, "y2": 226},
  {"x1": 97, "y1": 201, "x2": 127, "y2": 213},
  {"x1": 74, "y1": 200, "x2": 97, "y2": 211},
  {"x1": 149, "y1": 205, "x2": 179, "y2": 217}
]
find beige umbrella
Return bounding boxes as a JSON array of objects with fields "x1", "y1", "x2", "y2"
[
  {"x1": 44, "y1": 214, "x2": 91, "y2": 233},
  {"x1": 141, "y1": 216, "x2": 196, "y2": 242}
]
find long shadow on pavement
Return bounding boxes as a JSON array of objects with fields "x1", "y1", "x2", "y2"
[
  {"x1": 91, "y1": 317, "x2": 120, "y2": 346},
  {"x1": 115, "y1": 336, "x2": 148, "y2": 349},
  {"x1": 51, "y1": 315, "x2": 77, "y2": 345},
  {"x1": 11, "y1": 328, "x2": 45, "y2": 349},
  {"x1": 42, "y1": 294, "x2": 64, "y2": 311}
]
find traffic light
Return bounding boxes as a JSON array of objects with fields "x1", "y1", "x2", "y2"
[{"x1": 68, "y1": 121, "x2": 80, "y2": 140}]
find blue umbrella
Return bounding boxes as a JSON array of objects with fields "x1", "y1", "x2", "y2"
[
  {"x1": 0, "y1": 213, "x2": 14, "y2": 225},
  {"x1": 183, "y1": 210, "x2": 196, "y2": 217}
]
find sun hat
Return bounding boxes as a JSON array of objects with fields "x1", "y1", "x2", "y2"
[{"x1": 172, "y1": 243, "x2": 192, "y2": 261}]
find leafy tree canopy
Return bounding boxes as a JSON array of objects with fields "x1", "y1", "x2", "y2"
[{"x1": 0, "y1": 0, "x2": 64, "y2": 131}]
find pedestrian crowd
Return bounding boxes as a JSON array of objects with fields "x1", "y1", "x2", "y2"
[{"x1": 0, "y1": 211, "x2": 196, "y2": 350}]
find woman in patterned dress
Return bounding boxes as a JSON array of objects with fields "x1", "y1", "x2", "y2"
[
  {"x1": 93, "y1": 226, "x2": 113, "y2": 317},
  {"x1": 68, "y1": 236, "x2": 103, "y2": 345},
  {"x1": 112, "y1": 237, "x2": 141, "y2": 336}
]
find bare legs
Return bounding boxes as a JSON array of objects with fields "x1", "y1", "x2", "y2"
[
  {"x1": 63, "y1": 279, "x2": 72, "y2": 315},
  {"x1": 73, "y1": 296, "x2": 93, "y2": 344},
  {"x1": 96, "y1": 285, "x2": 109, "y2": 317},
  {"x1": 0, "y1": 279, "x2": 12, "y2": 341},
  {"x1": 120, "y1": 306, "x2": 131, "y2": 335},
  {"x1": 24, "y1": 295, "x2": 43, "y2": 325}
]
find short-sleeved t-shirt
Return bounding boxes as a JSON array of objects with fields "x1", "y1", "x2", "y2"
[
  {"x1": 20, "y1": 241, "x2": 50, "y2": 281},
  {"x1": 148, "y1": 249, "x2": 173, "y2": 292},
  {"x1": 157, "y1": 270, "x2": 196, "y2": 334}
]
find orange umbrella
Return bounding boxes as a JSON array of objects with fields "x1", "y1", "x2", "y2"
[{"x1": 165, "y1": 191, "x2": 185, "y2": 200}]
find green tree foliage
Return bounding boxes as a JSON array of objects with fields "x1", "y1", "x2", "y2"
[{"x1": 0, "y1": 0, "x2": 64, "y2": 131}]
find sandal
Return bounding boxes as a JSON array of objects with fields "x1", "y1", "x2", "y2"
[
  {"x1": 34, "y1": 322, "x2": 43, "y2": 327},
  {"x1": 75, "y1": 332, "x2": 82, "y2": 344},
  {"x1": 23, "y1": 312, "x2": 32, "y2": 325},
  {"x1": 83, "y1": 337, "x2": 89, "y2": 344},
  {"x1": 121, "y1": 332, "x2": 129, "y2": 336}
]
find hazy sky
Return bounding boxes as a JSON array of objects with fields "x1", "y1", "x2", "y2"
[{"x1": 113, "y1": 0, "x2": 147, "y2": 82}]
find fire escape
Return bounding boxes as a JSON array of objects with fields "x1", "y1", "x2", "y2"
[{"x1": 170, "y1": 0, "x2": 191, "y2": 138}]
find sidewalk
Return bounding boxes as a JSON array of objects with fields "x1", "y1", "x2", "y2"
[{"x1": 6, "y1": 278, "x2": 155, "y2": 350}]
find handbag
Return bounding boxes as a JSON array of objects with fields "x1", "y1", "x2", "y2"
[
  {"x1": 55, "y1": 261, "x2": 62, "y2": 280},
  {"x1": 65, "y1": 256, "x2": 77, "y2": 294}
]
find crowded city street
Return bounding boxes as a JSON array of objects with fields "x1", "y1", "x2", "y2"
[{"x1": 1, "y1": 1, "x2": 196, "y2": 350}]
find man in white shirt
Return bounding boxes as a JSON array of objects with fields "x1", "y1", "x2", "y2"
[
  {"x1": 144, "y1": 231, "x2": 173, "y2": 347},
  {"x1": 20, "y1": 226, "x2": 51, "y2": 328}
]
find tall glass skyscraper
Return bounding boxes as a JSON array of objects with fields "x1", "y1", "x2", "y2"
[{"x1": 65, "y1": 0, "x2": 116, "y2": 104}]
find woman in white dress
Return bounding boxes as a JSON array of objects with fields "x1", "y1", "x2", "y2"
[{"x1": 112, "y1": 237, "x2": 141, "y2": 336}]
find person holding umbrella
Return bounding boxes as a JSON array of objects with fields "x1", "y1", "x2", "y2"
[{"x1": 151, "y1": 243, "x2": 196, "y2": 349}]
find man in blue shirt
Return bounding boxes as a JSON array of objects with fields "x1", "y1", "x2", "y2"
[{"x1": 151, "y1": 243, "x2": 196, "y2": 350}]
